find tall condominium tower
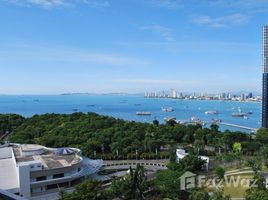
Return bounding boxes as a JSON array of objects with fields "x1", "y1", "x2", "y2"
[{"x1": 262, "y1": 25, "x2": 268, "y2": 128}]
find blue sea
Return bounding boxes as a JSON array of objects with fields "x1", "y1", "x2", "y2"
[{"x1": 0, "y1": 95, "x2": 261, "y2": 133}]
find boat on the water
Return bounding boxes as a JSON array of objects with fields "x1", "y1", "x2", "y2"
[
  {"x1": 190, "y1": 116, "x2": 206, "y2": 126},
  {"x1": 205, "y1": 110, "x2": 218, "y2": 115},
  {"x1": 162, "y1": 107, "x2": 174, "y2": 112},
  {"x1": 136, "y1": 112, "x2": 152, "y2": 116},
  {"x1": 211, "y1": 118, "x2": 222, "y2": 123},
  {"x1": 87, "y1": 104, "x2": 95, "y2": 107},
  {"x1": 232, "y1": 112, "x2": 248, "y2": 117}
]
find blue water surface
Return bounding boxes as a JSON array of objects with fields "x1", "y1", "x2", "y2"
[{"x1": 0, "y1": 95, "x2": 261, "y2": 132}]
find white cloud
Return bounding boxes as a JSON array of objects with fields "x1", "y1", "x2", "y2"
[
  {"x1": 205, "y1": 0, "x2": 268, "y2": 14},
  {"x1": 78, "y1": 0, "x2": 110, "y2": 8},
  {"x1": 113, "y1": 79, "x2": 198, "y2": 85},
  {"x1": 207, "y1": 0, "x2": 268, "y2": 8},
  {"x1": 31, "y1": 0, "x2": 68, "y2": 8},
  {"x1": 140, "y1": 25, "x2": 176, "y2": 42},
  {"x1": 4, "y1": 0, "x2": 110, "y2": 9},
  {"x1": 149, "y1": 0, "x2": 182, "y2": 9},
  {"x1": 0, "y1": 44, "x2": 149, "y2": 66},
  {"x1": 193, "y1": 13, "x2": 250, "y2": 28}
]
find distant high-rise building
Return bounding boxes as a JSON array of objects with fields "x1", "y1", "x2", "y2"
[
  {"x1": 262, "y1": 25, "x2": 268, "y2": 128},
  {"x1": 241, "y1": 93, "x2": 245, "y2": 101},
  {"x1": 221, "y1": 93, "x2": 226, "y2": 99},
  {"x1": 171, "y1": 89, "x2": 177, "y2": 98}
]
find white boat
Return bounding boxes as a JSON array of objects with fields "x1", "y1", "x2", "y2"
[
  {"x1": 243, "y1": 116, "x2": 249, "y2": 120},
  {"x1": 162, "y1": 107, "x2": 174, "y2": 112},
  {"x1": 204, "y1": 110, "x2": 218, "y2": 115},
  {"x1": 232, "y1": 113, "x2": 248, "y2": 117},
  {"x1": 136, "y1": 112, "x2": 152, "y2": 116},
  {"x1": 190, "y1": 116, "x2": 206, "y2": 126},
  {"x1": 211, "y1": 119, "x2": 222, "y2": 123}
]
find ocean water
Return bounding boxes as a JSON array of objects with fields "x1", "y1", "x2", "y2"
[{"x1": 0, "y1": 95, "x2": 261, "y2": 132}]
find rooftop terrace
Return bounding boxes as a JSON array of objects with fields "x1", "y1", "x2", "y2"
[{"x1": 13, "y1": 145, "x2": 81, "y2": 170}]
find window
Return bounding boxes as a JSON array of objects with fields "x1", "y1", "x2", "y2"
[
  {"x1": 47, "y1": 184, "x2": 58, "y2": 190},
  {"x1": 36, "y1": 176, "x2": 47, "y2": 181},
  {"x1": 47, "y1": 183, "x2": 68, "y2": 190},
  {"x1": 53, "y1": 173, "x2": 64, "y2": 179}
]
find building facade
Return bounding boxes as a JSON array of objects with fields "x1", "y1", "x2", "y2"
[
  {"x1": 176, "y1": 149, "x2": 210, "y2": 171},
  {"x1": 0, "y1": 144, "x2": 103, "y2": 199},
  {"x1": 263, "y1": 25, "x2": 268, "y2": 128}
]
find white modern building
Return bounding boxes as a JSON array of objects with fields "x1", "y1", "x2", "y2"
[
  {"x1": 176, "y1": 149, "x2": 210, "y2": 171},
  {"x1": 0, "y1": 143, "x2": 103, "y2": 199},
  {"x1": 171, "y1": 89, "x2": 177, "y2": 98}
]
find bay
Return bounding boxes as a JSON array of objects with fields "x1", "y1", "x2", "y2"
[{"x1": 0, "y1": 94, "x2": 261, "y2": 132}]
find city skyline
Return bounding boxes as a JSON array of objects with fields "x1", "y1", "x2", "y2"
[
  {"x1": 0, "y1": 0, "x2": 267, "y2": 94},
  {"x1": 262, "y1": 25, "x2": 268, "y2": 128}
]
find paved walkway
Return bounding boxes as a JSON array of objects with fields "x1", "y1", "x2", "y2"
[{"x1": 103, "y1": 159, "x2": 168, "y2": 171}]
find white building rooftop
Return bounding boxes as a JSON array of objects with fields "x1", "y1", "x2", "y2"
[
  {"x1": 0, "y1": 147, "x2": 19, "y2": 193},
  {"x1": 20, "y1": 144, "x2": 44, "y2": 152}
]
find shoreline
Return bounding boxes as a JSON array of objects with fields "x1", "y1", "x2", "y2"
[{"x1": 144, "y1": 97, "x2": 261, "y2": 104}]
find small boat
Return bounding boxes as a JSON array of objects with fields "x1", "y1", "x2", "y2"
[
  {"x1": 211, "y1": 119, "x2": 222, "y2": 123},
  {"x1": 87, "y1": 104, "x2": 95, "y2": 107},
  {"x1": 205, "y1": 110, "x2": 218, "y2": 115},
  {"x1": 162, "y1": 107, "x2": 174, "y2": 112},
  {"x1": 136, "y1": 112, "x2": 152, "y2": 116},
  {"x1": 247, "y1": 111, "x2": 253, "y2": 115},
  {"x1": 190, "y1": 116, "x2": 206, "y2": 126},
  {"x1": 232, "y1": 113, "x2": 248, "y2": 117},
  {"x1": 190, "y1": 116, "x2": 200, "y2": 122},
  {"x1": 73, "y1": 109, "x2": 79, "y2": 112}
]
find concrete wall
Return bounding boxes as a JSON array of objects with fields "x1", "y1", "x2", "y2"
[
  {"x1": 18, "y1": 164, "x2": 31, "y2": 199},
  {"x1": 20, "y1": 149, "x2": 44, "y2": 157}
]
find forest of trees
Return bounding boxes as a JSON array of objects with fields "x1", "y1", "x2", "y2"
[
  {"x1": 2, "y1": 112, "x2": 268, "y2": 199},
  {"x1": 2, "y1": 112, "x2": 264, "y2": 159}
]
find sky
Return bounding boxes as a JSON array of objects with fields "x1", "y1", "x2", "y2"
[{"x1": 0, "y1": 0, "x2": 267, "y2": 94}]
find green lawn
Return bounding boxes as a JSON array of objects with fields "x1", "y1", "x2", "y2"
[{"x1": 223, "y1": 174, "x2": 253, "y2": 198}]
